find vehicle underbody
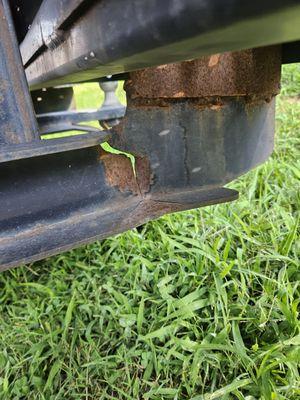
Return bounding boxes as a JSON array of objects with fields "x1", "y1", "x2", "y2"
[{"x1": 0, "y1": 0, "x2": 300, "y2": 270}]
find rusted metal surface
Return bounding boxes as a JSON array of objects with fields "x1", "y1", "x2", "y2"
[
  {"x1": 111, "y1": 46, "x2": 281, "y2": 195},
  {"x1": 100, "y1": 151, "x2": 140, "y2": 194},
  {"x1": 0, "y1": 42, "x2": 281, "y2": 269},
  {"x1": 100, "y1": 150, "x2": 152, "y2": 196},
  {"x1": 135, "y1": 156, "x2": 153, "y2": 195},
  {"x1": 126, "y1": 46, "x2": 282, "y2": 100},
  {"x1": 0, "y1": 143, "x2": 237, "y2": 271}
]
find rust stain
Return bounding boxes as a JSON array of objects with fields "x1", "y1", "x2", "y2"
[
  {"x1": 135, "y1": 156, "x2": 153, "y2": 195},
  {"x1": 99, "y1": 149, "x2": 152, "y2": 196},
  {"x1": 127, "y1": 97, "x2": 227, "y2": 110},
  {"x1": 100, "y1": 149, "x2": 138, "y2": 194},
  {"x1": 126, "y1": 46, "x2": 281, "y2": 100},
  {"x1": 106, "y1": 46, "x2": 281, "y2": 201}
]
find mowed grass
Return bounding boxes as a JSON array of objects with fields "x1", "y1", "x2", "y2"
[{"x1": 0, "y1": 66, "x2": 299, "y2": 400}]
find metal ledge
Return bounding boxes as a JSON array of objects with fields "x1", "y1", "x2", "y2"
[{"x1": 0, "y1": 131, "x2": 109, "y2": 163}]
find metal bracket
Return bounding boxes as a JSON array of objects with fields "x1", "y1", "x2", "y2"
[{"x1": 0, "y1": 1, "x2": 111, "y2": 164}]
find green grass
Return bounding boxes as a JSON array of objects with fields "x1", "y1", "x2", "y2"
[{"x1": 0, "y1": 67, "x2": 299, "y2": 399}]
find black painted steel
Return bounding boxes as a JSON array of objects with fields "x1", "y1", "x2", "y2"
[
  {"x1": 21, "y1": 0, "x2": 94, "y2": 66},
  {"x1": 32, "y1": 87, "x2": 75, "y2": 114},
  {"x1": 282, "y1": 41, "x2": 300, "y2": 64},
  {"x1": 0, "y1": 97, "x2": 274, "y2": 270},
  {"x1": 0, "y1": 4, "x2": 111, "y2": 164},
  {"x1": 23, "y1": 0, "x2": 300, "y2": 89},
  {"x1": 0, "y1": 146, "x2": 238, "y2": 270},
  {"x1": 37, "y1": 106, "x2": 126, "y2": 135},
  {"x1": 0, "y1": 131, "x2": 110, "y2": 163},
  {"x1": 9, "y1": 0, "x2": 43, "y2": 42},
  {"x1": 0, "y1": 0, "x2": 39, "y2": 145},
  {"x1": 111, "y1": 98, "x2": 276, "y2": 192},
  {"x1": 0, "y1": 0, "x2": 290, "y2": 271}
]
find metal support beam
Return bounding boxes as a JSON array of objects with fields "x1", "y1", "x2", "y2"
[
  {"x1": 0, "y1": 47, "x2": 281, "y2": 270},
  {"x1": 0, "y1": 0, "x2": 39, "y2": 145},
  {"x1": 22, "y1": 0, "x2": 300, "y2": 90},
  {"x1": 0, "y1": 1, "x2": 115, "y2": 164},
  {"x1": 21, "y1": 0, "x2": 94, "y2": 66}
]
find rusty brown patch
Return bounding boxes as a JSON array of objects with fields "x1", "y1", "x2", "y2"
[
  {"x1": 99, "y1": 149, "x2": 151, "y2": 195},
  {"x1": 126, "y1": 93, "x2": 275, "y2": 112},
  {"x1": 126, "y1": 96, "x2": 227, "y2": 112},
  {"x1": 135, "y1": 156, "x2": 153, "y2": 195},
  {"x1": 100, "y1": 149, "x2": 138, "y2": 194},
  {"x1": 126, "y1": 46, "x2": 281, "y2": 100}
]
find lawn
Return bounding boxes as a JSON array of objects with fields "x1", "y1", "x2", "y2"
[{"x1": 0, "y1": 65, "x2": 299, "y2": 400}]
